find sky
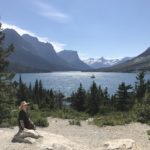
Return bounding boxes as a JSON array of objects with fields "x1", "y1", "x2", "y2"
[{"x1": 0, "y1": 0, "x2": 150, "y2": 59}]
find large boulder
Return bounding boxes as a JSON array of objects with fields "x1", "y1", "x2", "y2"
[{"x1": 102, "y1": 139, "x2": 140, "y2": 150}]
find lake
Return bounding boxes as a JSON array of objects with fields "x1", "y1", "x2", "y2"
[{"x1": 14, "y1": 72, "x2": 150, "y2": 96}]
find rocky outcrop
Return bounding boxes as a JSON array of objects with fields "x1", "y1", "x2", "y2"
[
  {"x1": 102, "y1": 139, "x2": 140, "y2": 150},
  {"x1": 0, "y1": 129, "x2": 87, "y2": 150},
  {"x1": 1, "y1": 120, "x2": 149, "y2": 150}
]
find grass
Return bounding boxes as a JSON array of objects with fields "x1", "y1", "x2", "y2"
[
  {"x1": 90, "y1": 111, "x2": 137, "y2": 127},
  {"x1": 48, "y1": 108, "x2": 89, "y2": 120}
]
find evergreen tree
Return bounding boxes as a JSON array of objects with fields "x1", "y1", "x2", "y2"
[
  {"x1": 115, "y1": 82, "x2": 133, "y2": 111},
  {"x1": 135, "y1": 71, "x2": 146, "y2": 100},
  {"x1": 71, "y1": 83, "x2": 86, "y2": 111},
  {"x1": 47, "y1": 89, "x2": 55, "y2": 109},
  {"x1": 143, "y1": 80, "x2": 150, "y2": 104},
  {"x1": 0, "y1": 22, "x2": 16, "y2": 123},
  {"x1": 33, "y1": 80, "x2": 40, "y2": 105},
  {"x1": 38, "y1": 80, "x2": 43, "y2": 106},
  {"x1": 16, "y1": 76, "x2": 28, "y2": 105},
  {"x1": 28, "y1": 83, "x2": 32, "y2": 100},
  {"x1": 86, "y1": 82, "x2": 100, "y2": 115},
  {"x1": 102, "y1": 87, "x2": 109, "y2": 106},
  {"x1": 146, "y1": 80, "x2": 150, "y2": 93},
  {"x1": 54, "y1": 91, "x2": 64, "y2": 109}
]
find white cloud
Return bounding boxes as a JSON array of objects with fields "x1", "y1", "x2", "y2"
[
  {"x1": 51, "y1": 41, "x2": 66, "y2": 52},
  {"x1": 2, "y1": 22, "x2": 35, "y2": 36},
  {"x1": 2, "y1": 22, "x2": 48, "y2": 42},
  {"x1": 35, "y1": 1, "x2": 71, "y2": 23},
  {"x1": 2, "y1": 22, "x2": 66, "y2": 51}
]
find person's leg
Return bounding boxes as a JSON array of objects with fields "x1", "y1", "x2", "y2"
[
  {"x1": 12, "y1": 131, "x2": 32, "y2": 144},
  {"x1": 21, "y1": 129, "x2": 42, "y2": 139},
  {"x1": 12, "y1": 129, "x2": 43, "y2": 144}
]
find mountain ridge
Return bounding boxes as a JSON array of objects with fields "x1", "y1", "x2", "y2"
[
  {"x1": 58, "y1": 50, "x2": 91, "y2": 71},
  {"x1": 92, "y1": 47, "x2": 150, "y2": 72},
  {"x1": 83, "y1": 57, "x2": 132, "y2": 69},
  {"x1": 3, "y1": 28, "x2": 91, "y2": 72}
]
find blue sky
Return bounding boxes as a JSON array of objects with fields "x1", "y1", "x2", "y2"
[{"x1": 1, "y1": 0, "x2": 150, "y2": 59}]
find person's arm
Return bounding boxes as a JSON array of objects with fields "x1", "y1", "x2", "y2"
[
  {"x1": 19, "y1": 111, "x2": 25, "y2": 130},
  {"x1": 19, "y1": 120, "x2": 25, "y2": 130}
]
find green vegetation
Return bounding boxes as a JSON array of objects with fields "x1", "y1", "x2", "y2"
[
  {"x1": 147, "y1": 130, "x2": 150, "y2": 140},
  {"x1": 0, "y1": 22, "x2": 16, "y2": 127},
  {"x1": 90, "y1": 111, "x2": 137, "y2": 127},
  {"x1": 1, "y1": 21, "x2": 150, "y2": 128},
  {"x1": 69, "y1": 119, "x2": 81, "y2": 126},
  {"x1": 48, "y1": 108, "x2": 89, "y2": 120}
]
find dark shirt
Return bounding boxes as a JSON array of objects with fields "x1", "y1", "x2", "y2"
[{"x1": 18, "y1": 110, "x2": 35, "y2": 130}]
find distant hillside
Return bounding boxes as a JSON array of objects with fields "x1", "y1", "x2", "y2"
[
  {"x1": 3, "y1": 29, "x2": 76, "y2": 72},
  {"x1": 83, "y1": 57, "x2": 132, "y2": 69},
  {"x1": 93, "y1": 47, "x2": 150, "y2": 72},
  {"x1": 22, "y1": 34, "x2": 76, "y2": 71},
  {"x1": 57, "y1": 50, "x2": 91, "y2": 70}
]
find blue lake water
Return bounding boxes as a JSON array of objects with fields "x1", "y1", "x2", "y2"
[{"x1": 14, "y1": 72, "x2": 150, "y2": 96}]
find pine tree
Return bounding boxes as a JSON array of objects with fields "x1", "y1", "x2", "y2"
[
  {"x1": 146, "y1": 80, "x2": 150, "y2": 93},
  {"x1": 86, "y1": 82, "x2": 100, "y2": 115},
  {"x1": 33, "y1": 80, "x2": 40, "y2": 105},
  {"x1": 0, "y1": 22, "x2": 16, "y2": 123},
  {"x1": 16, "y1": 76, "x2": 28, "y2": 105},
  {"x1": 28, "y1": 83, "x2": 32, "y2": 100},
  {"x1": 38, "y1": 80, "x2": 43, "y2": 106},
  {"x1": 135, "y1": 71, "x2": 146, "y2": 101},
  {"x1": 115, "y1": 82, "x2": 133, "y2": 111},
  {"x1": 103, "y1": 87, "x2": 109, "y2": 101},
  {"x1": 54, "y1": 91, "x2": 64, "y2": 109},
  {"x1": 143, "y1": 80, "x2": 150, "y2": 104},
  {"x1": 71, "y1": 83, "x2": 86, "y2": 111}
]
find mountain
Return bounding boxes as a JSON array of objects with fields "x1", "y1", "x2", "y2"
[
  {"x1": 57, "y1": 50, "x2": 91, "y2": 70},
  {"x1": 22, "y1": 34, "x2": 75, "y2": 71},
  {"x1": 83, "y1": 57, "x2": 132, "y2": 69},
  {"x1": 3, "y1": 29, "x2": 76, "y2": 72},
  {"x1": 94, "y1": 47, "x2": 150, "y2": 72}
]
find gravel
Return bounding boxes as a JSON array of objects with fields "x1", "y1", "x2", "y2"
[{"x1": 0, "y1": 118, "x2": 150, "y2": 150}]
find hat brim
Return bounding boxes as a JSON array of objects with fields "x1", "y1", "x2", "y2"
[{"x1": 23, "y1": 103, "x2": 30, "y2": 105}]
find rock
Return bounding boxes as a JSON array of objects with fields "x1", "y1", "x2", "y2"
[
  {"x1": 86, "y1": 118, "x2": 94, "y2": 123},
  {"x1": 102, "y1": 139, "x2": 140, "y2": 150}
]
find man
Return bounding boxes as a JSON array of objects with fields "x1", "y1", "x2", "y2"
[{"x1": 12, "y1": 101, "x2": 42, "y2": 144}]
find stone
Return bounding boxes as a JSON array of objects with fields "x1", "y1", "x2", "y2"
[{"x1": 103, "y1": 139, "x2": 141, "y2": 150}]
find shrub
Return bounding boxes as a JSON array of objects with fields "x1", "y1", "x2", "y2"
[
  {"x1": 91, "y1": 112, "x2": 136, "y2": 127},
  {"x1": 9, "y1": 117, "x2": 17, "y2": 126},
  {"x1": 135, "y1": 104, "x2": 150, "y2": 124},
  {"x1": 30, "y1": 110, "x2": 49, "y2": 127},
  {"x1": 147, "y1": 130, "x2": 150, "y2": 140},
  {"x1": 34, "y1": 117, "x2": 49, "y2": 127},
  {"x1": 69, "y1": 119, "x2": 81, "y2": 126},
  {"x1": 147, "y1": 130, "x2": 150, "y2": 136},
  {"x1": 49, "y1": 108, "x2": 89, "y2": 120}
]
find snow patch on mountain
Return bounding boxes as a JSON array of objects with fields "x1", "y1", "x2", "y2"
[{"x1": 83, "y1": 57, "x2": 132, "y2": 69}]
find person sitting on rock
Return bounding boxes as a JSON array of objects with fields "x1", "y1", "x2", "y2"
[
  {"x1": 12, "y1": 101, "x2": 42, "y2": 144},
  {"x1": 18, "y1": 101, "x2": 36, "y2": 131}
]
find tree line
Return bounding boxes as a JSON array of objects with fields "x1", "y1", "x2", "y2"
[
  {"x1": 15, "y1": 77, "x2": 64, "y2": 110},
  {"x1": 70, "y1": 71, "x2": 150, "y2": 115},
  {"x1": 15, "y1": 71, "x2": 150, "y2": 117}
]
